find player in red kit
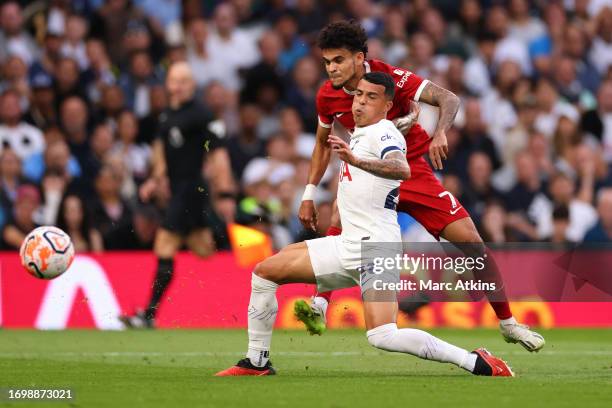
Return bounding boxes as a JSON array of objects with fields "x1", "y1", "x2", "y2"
[{"x1": 295, "y1": 21, "x2": 545, "y2": 352}]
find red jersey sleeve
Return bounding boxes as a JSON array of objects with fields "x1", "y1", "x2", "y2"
[
  {"x1": 315, "y1": 85, "x2": 333, "y2": 129},
  {"x1": 391, "y1": 67, "x2": 429, "y2": 103},
  {"x1": 368, "y1": 60, "x2": 430, "y2": 106}
]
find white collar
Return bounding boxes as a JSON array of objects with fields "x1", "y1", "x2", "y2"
[{"x1": 342, "y1": 61, "x2": 371, "y2": 95}]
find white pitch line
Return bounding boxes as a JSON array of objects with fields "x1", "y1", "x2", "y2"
[{"x1": 0, "y1": 350, "x2": 610, "y2": 358}]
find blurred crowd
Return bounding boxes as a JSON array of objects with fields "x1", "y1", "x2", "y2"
[{"x1": 1, "y1": 0, "x2": 612, "y2": 253}]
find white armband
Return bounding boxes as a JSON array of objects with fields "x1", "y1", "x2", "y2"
[{"x1": 302, "y1": 184, "x2": 317, "y2": 201}]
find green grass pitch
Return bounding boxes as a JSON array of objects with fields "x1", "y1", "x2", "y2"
[{"x1": 0, "y1": 328, "x2": 611, "y2": 407}]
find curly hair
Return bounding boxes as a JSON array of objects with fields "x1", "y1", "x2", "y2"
[{"x1": 317, "y1": 20, "x2": 368, "y2": 55}]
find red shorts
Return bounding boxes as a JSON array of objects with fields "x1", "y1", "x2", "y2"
[{"x1": 397, "y1": 157, "x2": 470, "y2": 240}]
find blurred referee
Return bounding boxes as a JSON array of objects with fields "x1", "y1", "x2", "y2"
[{"x1": 120, "y1": 62, "x2": 235, "y2": 328}]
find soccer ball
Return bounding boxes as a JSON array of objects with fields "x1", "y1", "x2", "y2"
[{"x1": 19, "y1": 226, "x2": 75, "y2": 279}]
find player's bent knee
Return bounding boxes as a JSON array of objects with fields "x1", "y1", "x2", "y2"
[
  {"x1": 366, "y1": 323, "x2": 398, "y2": 351},
  {"x1": 253, "y1": 259, "x2": 280, "y2": 283}
]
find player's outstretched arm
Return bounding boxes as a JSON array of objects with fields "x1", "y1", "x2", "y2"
[
  {"x1": 328, "y1": 135, "x2": 410, "y2": 180},
  {"x1": 298, "y1": 124, "x2": 332, "y2": 231},
  {"x1": 418, "y1": 81, "x2": 460, "y2": 170}
]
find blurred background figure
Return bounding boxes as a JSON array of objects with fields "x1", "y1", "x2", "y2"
[{"x1": 0, "y1": 0, "x2": 609, "y2": 263}]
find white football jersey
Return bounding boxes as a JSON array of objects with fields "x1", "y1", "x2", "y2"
[{"x1": 337, "y1": 118, "x2": 407, "y2": 243}]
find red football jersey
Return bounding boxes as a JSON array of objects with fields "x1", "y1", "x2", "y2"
[{"x1": 316, "y1": 59, "x2": 431, "y2": 160}]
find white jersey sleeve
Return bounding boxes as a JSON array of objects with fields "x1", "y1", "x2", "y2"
[{"x1": 368, "y1": 120, "x2": 407, "y2": 161}]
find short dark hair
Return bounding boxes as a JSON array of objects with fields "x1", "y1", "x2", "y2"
[
  {"x1": 317, "y1": 20, "x2": 368, "y2": 55},
  {"x1": 362, "y1": 72, "x2": 395, "y2": 100}
]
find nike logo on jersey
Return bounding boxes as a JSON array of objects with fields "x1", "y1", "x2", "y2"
[
  {"x1": 335, "y1": 112, "x2": 345, "y2": 118},
  {"x1": 450, "y1": 207, "x2": 463, "y2": 215}
]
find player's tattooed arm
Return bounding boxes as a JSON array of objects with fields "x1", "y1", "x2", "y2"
[
  {"x1": 354, "y1": 151, "x2": 410, "y2": 180},
  {"x1": 328, "y1": 135, "x2": 410, "y2": 180},
  {"x1": 417, "y1": 81, "x2": 460, "y2": 170},
  {"x1": 418, "y1": 81, "x2": 460, "y2": 133}
]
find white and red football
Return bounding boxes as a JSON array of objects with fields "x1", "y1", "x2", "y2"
[{"x1": 19, "y1": 226, "x2": 75, "y2": 280}]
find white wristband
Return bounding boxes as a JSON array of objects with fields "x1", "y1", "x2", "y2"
[{"x1": 302, "y1": 184, "x2": 316, "y2": 201}]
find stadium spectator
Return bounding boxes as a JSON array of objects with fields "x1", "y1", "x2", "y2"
[
  {"x1": 61, "y1": 14, "x2": 90, "y2": 70},
  {"x1": 0, "y1": 149, "x2": 26, "y2": 216},
  {"x1": 452, "y1": 99, "x2": 500, "y2": 181},
  {"x1": 207, "y1": 3, "x2": 259, "y2": 91},
  {"x1": 380, "y1": 7, "x2": 408, "y2": 66},
  {"x1": 202, "y1": 81, "x2": 237, "y2": 136},
  {"x1": 90, "y1": 165, "x2": 133, "y2": 249},
  {"x1": 241, "y1": 30, "x2": 285, "y2": 105},
  {"x1": 56, "y1": 193, "x2": 104, "y2": 252},
  {"x1": 294, "y1": 0, "x2": 326, "y2": 38},
  {"x1": 186, "y1": 19, "x2": 217, "y2": 89},
  {"x1": 588, "y1": 7, "x2": 612, "y2": 76},
  {"x1": 54, "y1": 57, "x2": 88, "y2": 106},
  {"x1": 504, "y1": 150, "x2": 546, "y2": 241},
  {"x1": 461, "y1": 152, "x2": 503, "y2": 227},
  {"x1": 110, "y1": 110, "x2": 151, "y2": 181},
  {"x1": 580, "y1": 79, "x2": 612, "y2": 163},
  {"x1": 584, "y1": 188, "x2": 612, "y2": 242},
  {"x1": 90, "y1": 0, "x2": 163, "y2": 66},
  {"x1": 285, "y1": 56, "x2": 320, "y2": 132},
  {"x1": 89, "y1": 124, "x2": 114, "y2": 171},
  {"x1": 0, "y1": 2, "x2": 39, "y2": 65},
  {"x1": 118, "y1": 51, "x2": 162, "y2": 118},
  {"x1": 1, "y1": 184, "x2": 40, "y2": 250},
  {"x1": 97, "y1": 85, "x2": 126, "y2": 130},
  {"x1": 33, "y1": 32, "x2": 64, "y2": 78},
  {"x1": 60, "y1": 96, "x2": 96, "y2": 180},
  {"x1": 227, "y1": 104, "x2": 266, "y2": 180},
  {"x1": 542, "y1": 172, "x2": 597, "y2": 242},
  {"x1": 23, "y1": 138, "x2": 81, "y2": 184},
  {"x1": 0, "y1": 90, "x2": 45, "y2": 161},
  {"x1": 273, "y1": 12, "x2": 308, "y2": 72},
  {"x1": 563, "y1": 23, "x2": 600, "y2": 93},
  {"x1": 25, "y1": 70, "x2": 57, "y2": 130},
  {"x1": 1, "y1": 55, "x2": 29, "y2": 101},
  {"x1": 84, "y1": 38, "x2": 116, "y2": 103},
  {"x1": 138, "y1": 84, "x2": 167, "y2": 144}
]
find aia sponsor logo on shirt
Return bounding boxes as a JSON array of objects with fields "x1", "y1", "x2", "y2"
[{"x1": 339, "y1": 161, "x2": 352, "y2": 182}]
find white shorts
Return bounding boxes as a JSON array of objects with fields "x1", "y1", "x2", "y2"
[
  {"x1": 306, "y1": 235, "x2": 361, "y2": 292},
  {"x1": 306, "y1": 235, "x2": 403, "y2": 297}
]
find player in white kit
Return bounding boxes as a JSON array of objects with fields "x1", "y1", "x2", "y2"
[{"x1": 215, "y1": 72, "x2": 514, "y2": 377}]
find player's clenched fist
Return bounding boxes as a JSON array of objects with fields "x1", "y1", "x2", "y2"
[{"x1": 298, "y1": 200, "x2": 318, "y2": 231}]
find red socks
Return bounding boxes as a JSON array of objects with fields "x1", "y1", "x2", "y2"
[{"x1": 489, "y1": 302, "x2": 513, "y2": 320}]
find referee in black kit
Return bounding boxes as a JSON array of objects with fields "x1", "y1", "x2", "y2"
[{"x1": 120, "y1": 62, "x2": 235, "y2": 328}]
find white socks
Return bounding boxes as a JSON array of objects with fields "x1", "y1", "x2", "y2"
[
  {"x1": 500, "y1": 317, "x2": 517, "y2": 326},
  {"x1": 246, "y1": 273, "x2": 278, "y2": 367},
  {"x1": 366, "y1": 323, "x2": 477, "y2": 373},
  {"x1": 245, "y1": 275, "x2": 480, "y2": 372},
  {"x1": 311, "y1": 296, "x2": 329, "y2": 322}
]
